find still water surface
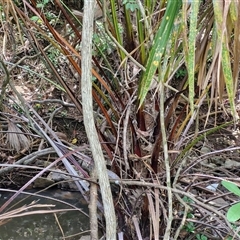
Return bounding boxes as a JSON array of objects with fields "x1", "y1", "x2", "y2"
[{"x1": 0, "y1": 189, "x2": 90, "y2": 240}]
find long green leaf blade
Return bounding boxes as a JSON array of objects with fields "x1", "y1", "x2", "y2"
[
  {"x1": 213, "y1": 0, "x2": 238, "y2": 120},
  {"x1": 138, "y1": 0, "x2": 181, "y2": 107},
  {"x1": 186, "y1": 0, "x2": 200, "y2": 114}
]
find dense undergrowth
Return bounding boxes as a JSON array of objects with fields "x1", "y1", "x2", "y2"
[{"x1": 0, "y1": 0, "x2": 240, "y2": 239}]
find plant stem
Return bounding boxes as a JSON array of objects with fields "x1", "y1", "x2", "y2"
[
  {"x1": 159, "y1": 82, "x2": 173, "y2": 240},
  {"x1": 81, "y1": 0, "x2": 116, "y2": 239}
]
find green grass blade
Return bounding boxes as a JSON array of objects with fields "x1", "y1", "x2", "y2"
[
  {"x1": 186, "y1": 0, "x2": 200, "y2": 114},
  {"x1": 213, "y1": 1, "x2": 238, "y2": 120},
  {"x1": 222, "y1": 40, "x2": 238, "y2": 119},
  {"x1": 110, "y1": 0, "x2": 125, "y2": 60},
  {"x1": 136, "y1": 9, "x2": 146, "y2": 64},
  {"x1": 138, "y1": 0, "x2": 181, "y2": 107}
]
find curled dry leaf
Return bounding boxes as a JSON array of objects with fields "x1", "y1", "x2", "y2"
[
  {"x1": 6, "y1": 120, "x2": 30, "y2": 152},
  {"x1": 54, "y1": 131, "x2": 68, "y2": 141}
]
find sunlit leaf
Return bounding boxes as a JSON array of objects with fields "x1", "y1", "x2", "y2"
[
  {"x1": 71, "y1": 138, "x2": 78, "y2": 144},
  {"x1": 227, "y1": 203, "x2": 240, "y2": 222},
  {"x1": 221, "y1": 180, "x2": 240, "y2": 197}
]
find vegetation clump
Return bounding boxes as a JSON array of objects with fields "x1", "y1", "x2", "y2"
[{"x1": 0, "y1": 0, "x2": 240, "y2": 239}]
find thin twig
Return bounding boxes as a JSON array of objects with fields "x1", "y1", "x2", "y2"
[
  {"x1": 122, "y1": 93, "x2": 137, "y2": 178},
  {"x1": 173, "y1": 193, "x2": 190, "y2": 240},
  {"x1": 115, "y1": 179, "x2": 237, "y2": 236},
  {"x1": 0, "y1": 148, "x2": 54, "y2": 175},
  {"x1": 0, "y1": 148, "x2": 79, "y2": 213}
]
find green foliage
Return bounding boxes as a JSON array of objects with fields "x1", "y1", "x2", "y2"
[
  {"x1": 212, "y1": 1, "x2": 238, "y2": 120},
  {"x1": 196, "y1": 234, "x2": 208, "y2": 240},
  {"x1": 30, "y1": 16, "x2": 41, "y2": 22},
  {"x1": 47, "y1": 47, "x2": 61, "y2": 66},
  {"x1": 123, "y1": 0, "x2": 139, "y2": 12},
  {"x1": 138, "y1": 0, "x2": 181, "y2": 107},
  {"x1": 183, "y1": 196, "x2": 194, "y2": 204},
  {"x1": 182, "y1": 196, "x2": 207, "y2": 239},
  {"x1": 222, "y1": 180, "x2": 240, "y2": 197},
  {"x1": 31, "y1": 1, "x2": 57, "y2": 23},
  {"x1": 12, "y1": 103, "x2": 24, "y2": 114},
  {"x1": 184, "y1": 221, "x2": 195, "y2": 233},
  {"x1": 227, "y1": 203, "x2": 240, "y2": 223},
  {"x1": 222, "y1": 181, "x2": 240, "y2": 222},
  {"x1": 175, "y1": 68, "x2": 187, "y2": 78},
  {"x1": 93, "y1": 22, "x2": 116, "y2": 56},
  {"x1": 36, "y1": 0, "x2": 50, "y2": 9},
  {"x1": 4, "y1": 0, "x2": 240, "y2": 238},
  {"x1": 183, "y1": 0, "x2": 200, "y2": 113}
]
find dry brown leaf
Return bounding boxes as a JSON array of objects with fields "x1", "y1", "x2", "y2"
[{"x1": 7, "y1": 120, "x2": 30, "y2": 152}]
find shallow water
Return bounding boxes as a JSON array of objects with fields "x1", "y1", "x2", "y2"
[{"x1": 0, "y1": 189, "x2": 90, "y2": 240}]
